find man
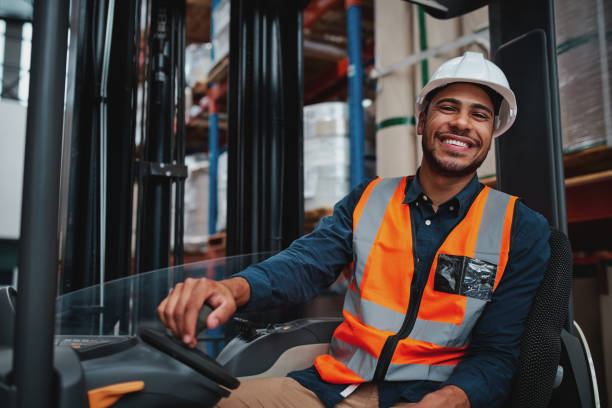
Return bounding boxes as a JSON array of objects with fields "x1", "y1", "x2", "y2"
[{"x1": 157, "y1": 52, "x2": 550, "y2": 408}]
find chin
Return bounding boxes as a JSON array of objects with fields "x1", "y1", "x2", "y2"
[{"x1": 427, "y1": 152, "x2": 484, "y2": 178}]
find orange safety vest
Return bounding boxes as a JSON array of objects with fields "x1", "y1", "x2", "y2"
[{"x1": 314, "y1": 176, "x2": 518, "y2": 384}]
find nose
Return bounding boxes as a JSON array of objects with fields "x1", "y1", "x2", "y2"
[{"x1": 448, "y1": 109, "x2": 470, "y2": 131}]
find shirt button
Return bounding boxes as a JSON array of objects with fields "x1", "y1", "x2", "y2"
[
  {"x1": 425, "y1": 219, "x2": 431, "y2": 226},
  {"x1": 415, "y1": 202, "x2": 419, "y2": 207},
  {"x1": 449, "y1": 205, "x2": 454, "y2": 211}
]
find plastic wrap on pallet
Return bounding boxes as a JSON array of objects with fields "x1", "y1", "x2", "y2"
[
  {"x1": 555, "y1": 0, "x2": 612, "y2": 152},
  {"x1": 212, "y1": 0, "x2": 230, "y2": 37},
  {"x1": 212, "y1": 24, "x2": 230, "y2": 66},
  {"x1": 304, "y1": 102, "x2": 377, "y2": 212},
  {"x1": 304, "y1": 102, "x2": 350, "y2": 211},
  {"x1": 211, "y1": 0, "x2": 230, "y2": 65},
  {"x1": 217, "y1": 150, "x2": 228, "y2": 232},
  {"x1": 184, "y1": 154, "x2": 209, "y2": 252},
  {"x1": 185, "y1": 43, "x2": 212, "y2": 87}
]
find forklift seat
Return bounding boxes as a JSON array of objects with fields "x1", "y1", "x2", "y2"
[{"x1": 505, "y1": 227, "x2": 572, "y2": 407}]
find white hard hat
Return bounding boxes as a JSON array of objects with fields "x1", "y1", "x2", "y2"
[{"x1": 415, "y1": 51, "x2": 517, "y2": 138}]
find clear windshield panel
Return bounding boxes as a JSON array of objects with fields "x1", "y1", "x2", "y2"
[{"x1": 55, "y1": 252, "x2": 276, "y2": 343}]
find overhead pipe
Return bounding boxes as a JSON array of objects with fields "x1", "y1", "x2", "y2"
[
  {"x1": 345, "y1": 0, "x2": 365, "y2": 188},
  {"x1": 13, "y1": 0, "x2": 69, "y2": 406},
  {"x1": 369, "y1": 27, "x2": 489, "y2": 80}
]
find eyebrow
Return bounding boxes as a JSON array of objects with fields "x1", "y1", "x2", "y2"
[{"x1": 435, "y1": 97, "x2": 494, "y2": 116}]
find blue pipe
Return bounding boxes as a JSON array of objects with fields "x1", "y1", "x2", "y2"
[
  {"x1": 346, "y1": 2, "x2": 365, "y2": 188},
  {"x1": 208, "y1": 109, "x2": 219, "y2": 236},
  {"x1": 206, "y1": 0, "x2": 222, "y2": 357},
  {"x1": 211, "y1": 0, "x2": 221, "y2": 62},
  {"x1": 206, "y1": 105, "x2": 220, "y2": 356}
]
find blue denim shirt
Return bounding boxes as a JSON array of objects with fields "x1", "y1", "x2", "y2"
[{"x1": 235, "y1": 173, "x2": 550, "y2": 408}]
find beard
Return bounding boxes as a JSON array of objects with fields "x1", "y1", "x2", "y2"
[{"x1": 421, "y1": 124, "x2": 490, "y2": 178}]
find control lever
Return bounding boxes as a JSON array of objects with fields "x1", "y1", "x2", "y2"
[{"x1": 195, "y1": 303, "x2": 215, "y2": 335}]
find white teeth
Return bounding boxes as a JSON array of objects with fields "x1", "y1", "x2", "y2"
[{"x1": 443, "y1": 139, "x2": 469, "y2": 148}]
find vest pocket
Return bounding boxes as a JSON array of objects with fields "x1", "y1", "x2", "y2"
[{"x1": 433, "y1": 254, "x2": 497, "y2": 301}]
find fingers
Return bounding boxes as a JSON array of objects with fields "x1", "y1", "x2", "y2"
[
  {"x1": 206, "y1": 290, "x2": 237, "y2": 330},
  {"x1": 182, "y1": 279, "x2": 209, "y2": 345},
  {"x1": 158, "y1": 282, "x2": 184, "y2": 336},
  {"x1": 156, "y1": 277, "x2": 237, "y2": 347},
  {"x1": 157, "y1": 296, "x2": 169, "y2": 327},
  {"x1": 176, "y1": 278, "x2": 203, "y2": 342}
]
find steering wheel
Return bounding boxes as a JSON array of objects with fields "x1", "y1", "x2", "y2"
[{"x1": 139, "y1": 304, "x2": 240, "y2": 389}]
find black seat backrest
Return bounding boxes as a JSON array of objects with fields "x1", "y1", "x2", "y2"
[{"x1": 508, "y1": 228, "x2": 572, "y2": 407}]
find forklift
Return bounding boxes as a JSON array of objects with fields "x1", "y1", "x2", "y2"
[{"x1": 0, "y1": 0, "x2": 602, "y2": 406}]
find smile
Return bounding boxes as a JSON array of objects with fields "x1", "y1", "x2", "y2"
[
  {"x1": 443, "y1": 138, "x2": 470, "y2": 148},
  {"x1": 438, "y1": 134, "x2": 476, "y2": 149}
]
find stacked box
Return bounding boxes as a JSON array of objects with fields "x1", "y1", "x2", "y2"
[
  {"x1": 304, "y1": 102, "x2": 377, "y2": 212},
  {"x1": 211, "y1": 0, "x2": 230, "y2": 66},
  {"x1": 217, "y1": 150, "x2": 228, "y2": 232},
  {"x1": 304, "y1": 102, "x2": 350, "y2": 211},
  {"x1": 555, "y1": 0, "x2": 612, "y2": 152},
  {"x1": 183, "y1": 154, "x2": 209, "y2": 252},
  {"x1": 185, "y1": 42, "x2": 212, "y2": 87}
]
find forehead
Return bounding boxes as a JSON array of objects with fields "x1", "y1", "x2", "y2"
[{"x1": 430, "y1": 83, "x2": 494, "y2": 110}]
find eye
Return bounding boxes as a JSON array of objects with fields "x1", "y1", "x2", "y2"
[
  {"x1": 439, "y1": 105, "x2": 456, "y2": 112},
  {"x1": 472, "y1": 112, "x2": 490, "y2": 120}
]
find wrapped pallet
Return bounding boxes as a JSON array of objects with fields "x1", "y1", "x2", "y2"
[
  {"x1": 303, "y1": 102, "x2": 376, "y2": 217},
  {"x1": 217, "y1": 150, "x2": 228, "y2": 232},
  {"x1": 555, "y1": 0, "x2": 612, "y2": 152},
  {"x1": 183, "y1": 154, "x2": 209, "y2": 252},
  {"x1": 304, "y1": 102, "x2": 351, "y2": 213},
  {"x1": 211, "y1": 0, "x2": 230, "y2": 66}
]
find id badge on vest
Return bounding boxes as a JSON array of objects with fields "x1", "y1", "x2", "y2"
[{"x1": 433, "y1": 254, "x2": 497, "y2": 301}]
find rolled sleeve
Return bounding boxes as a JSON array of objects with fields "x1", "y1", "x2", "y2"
[{"x1": 442, "y1": 202, "x2": 550, "y2": 408}]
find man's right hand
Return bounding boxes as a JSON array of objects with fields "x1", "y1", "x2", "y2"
[{"x1": 157, "y1": 276, "x2": 251, "y2": 348}]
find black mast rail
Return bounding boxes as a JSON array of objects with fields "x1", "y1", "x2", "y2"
[{"x1": 13, "y1": 0, "x2": 70, "y2": 407}]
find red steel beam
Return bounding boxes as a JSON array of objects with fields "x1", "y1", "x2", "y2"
[
  {"x1": 304, "y1": 0, "x2": 343, "y2": 28},
  {"x1": 304, "y1": 40, "x2": 374, "y2": 103},
  {"x1": 566, "y1": 175, "x2": 612, "y2": 223},
  {"x1": 186, "y1": 79, "x2": 228, "y2": 125}
]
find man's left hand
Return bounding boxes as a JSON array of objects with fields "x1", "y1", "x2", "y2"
[{"x1": 412, "y1": 385, "x2": 470, "y2": 408}]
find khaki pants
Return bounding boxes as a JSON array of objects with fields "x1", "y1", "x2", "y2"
[{"x1": 215, "y1": 377, "x2": 416, "y2": 408}]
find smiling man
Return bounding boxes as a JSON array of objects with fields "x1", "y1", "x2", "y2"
[{"x1": 158, "y1": 52, "x2": 550, "y2": 408}]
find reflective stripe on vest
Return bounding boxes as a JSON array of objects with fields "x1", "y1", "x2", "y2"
[
  {"x1": 315, "y1": 176, "x2": 518, "y2": 384},
  {"x1": 352, "y1": 177, "x2": 402, "y2": 292}
]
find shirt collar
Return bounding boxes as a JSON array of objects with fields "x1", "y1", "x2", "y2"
[
  {"x1": 402, "y1": 169, "x2": 482, "y2": 210},
  {"x1": 403, "y1": 173, "x2": 426, "y2": 205}
]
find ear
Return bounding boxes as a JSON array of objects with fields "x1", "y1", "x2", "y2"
[{"x1": 417, "y1": 111, "x2": 426, "y2": 135}]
